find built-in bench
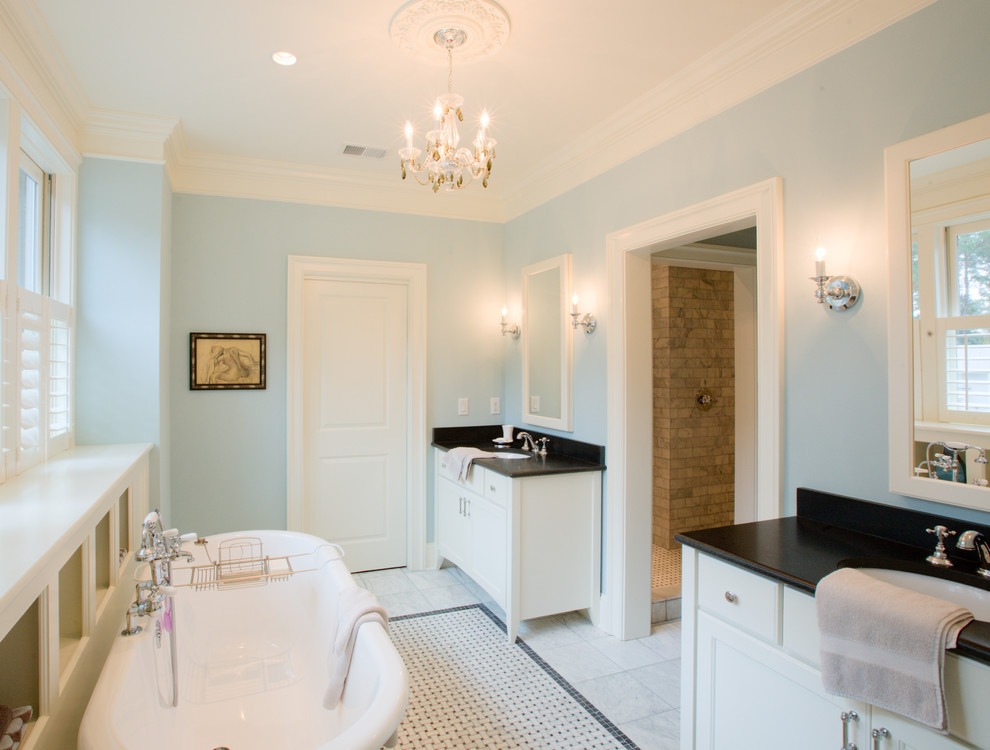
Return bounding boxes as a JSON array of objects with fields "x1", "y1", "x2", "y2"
[{"x1": 0, "y1": 443, "x2": 151, "y2": 750}]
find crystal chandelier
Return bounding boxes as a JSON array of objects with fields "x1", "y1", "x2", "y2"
[{"x1": 399, "y1": 28, "x2": 496, "y2": 193}]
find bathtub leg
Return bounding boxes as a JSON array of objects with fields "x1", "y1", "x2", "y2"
[{"x1": 383, "y1": 729, "x2": 399, "y2": 748}]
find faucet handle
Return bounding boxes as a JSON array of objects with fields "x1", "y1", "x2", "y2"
[
  {"x1": 536, "y1": 437, "x2": 549, "y2": 456},
  {"x1": 926, "y1": 525, "x2": 956, "y2": 567}
]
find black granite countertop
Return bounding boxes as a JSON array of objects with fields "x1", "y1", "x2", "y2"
[
  {"x1": 676, "y1": 489, "x2": 990, "y2": 665},
  {"x1": 432, "y1": 425, "x2": 605, "y2": 478}
]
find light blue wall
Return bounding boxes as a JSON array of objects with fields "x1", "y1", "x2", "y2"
[
  {"x1": 76, "y1": 0, "x2": 990, "y2": 539},
  {"x1": 169, "y1": 196, "x2": 504, "y2": 535},
  {"x1": 503, "y1": 0, "x2": 990, "y2": 525},
  {"x1": 76, "y1": 157, "x2": 169, "y2": 515}
]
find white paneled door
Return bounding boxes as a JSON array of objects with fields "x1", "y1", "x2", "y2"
[{"x1": 301, "y1": 277, "x2": 408, "y2": 571}]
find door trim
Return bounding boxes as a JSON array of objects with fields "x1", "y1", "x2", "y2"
[
  {"x1": 604, "y1": 177, "x2": 784, "y2": 639},
  {"x1": 287, "y1": 256, "x2": 427, "y2": 570}
]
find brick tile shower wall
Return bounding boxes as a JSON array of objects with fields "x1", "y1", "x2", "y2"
[{"x1": 652, "y1": 264, "x2": 735, "y2": 550}]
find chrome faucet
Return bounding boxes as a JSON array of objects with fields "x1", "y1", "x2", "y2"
[
  {"x1": 516, "y1": 431, "x2": 537, "y2": 452},
  {"x1": 957, "y1": 530, "x2": 990, "y2": 579},
  {"x1": 123, "y1": 510, "x2": 196, "y2": 636},
  {"x1": 915, "y1": 441, "x2": 989, "y2": 485}
]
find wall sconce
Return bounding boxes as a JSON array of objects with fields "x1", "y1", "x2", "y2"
[
  {"x1": 810, "y1": 246, "x2": 860, "y2": 310},
  {"x1": 500, "y1": 306, "x2": 519, "y2": 338},
  {"x1": 570, "y1": 294, "x2": 597, "y2": 334}
]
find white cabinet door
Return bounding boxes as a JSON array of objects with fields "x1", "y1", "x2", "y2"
[
  {"x1": 467, "y1": 493, "x2": 506, "y2": 607},
  {"x1": 871, "y1": 709, "x2": 981, "y2": 750},
  {"x1": 695, "y1": 611, "x2": 867, "y2": 750},
  {"x1": 437, "y1": 479, "x2": 469, "y2": 568}
]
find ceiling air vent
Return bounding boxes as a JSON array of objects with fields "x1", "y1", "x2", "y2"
[{"x1": 341, "y1": 144, "x2": 389, "y2": 160}]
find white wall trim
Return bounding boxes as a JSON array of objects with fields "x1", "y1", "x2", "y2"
[
  {"x1": 286, "y1": 256, "x2": 428, "y2": 570},
  {"x1": 604, "y1": 177, "x2": 784, "y2": 640},
  {"x1": 170, "y1": 151, "x2": 505, "y2": 223}
]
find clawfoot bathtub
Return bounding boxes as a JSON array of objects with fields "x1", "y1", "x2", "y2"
[{"x1": 79, "y1": 530, "x2": 408, "y2": 750}]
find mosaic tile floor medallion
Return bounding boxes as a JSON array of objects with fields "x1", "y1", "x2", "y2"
[{"x1": 389, "y1": 604, "x2": 640, "y2": 749}]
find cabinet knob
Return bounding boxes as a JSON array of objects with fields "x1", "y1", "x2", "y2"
[
  {"x1": 724, "y1": 591, "x2": 737, "y2": 603},
  {"x1": 871, "y1": 727, "x2": 889, "y2": 750},
  {"x1": 490, "y1": 484, "x2": 496, "y2": 492}
]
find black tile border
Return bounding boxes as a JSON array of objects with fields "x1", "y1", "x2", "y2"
[{"x1": 391, "y1": 604, "x2": 642, "y2": 750}]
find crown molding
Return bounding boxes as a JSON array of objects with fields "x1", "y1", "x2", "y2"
[
  {"x1": 0, "y1": 0, "x2": 934, "y2": 223},
  {"x1": 169, "y1": 152, "x2": 505, "y2": 223},
  {"x1": 0, "y1": 0, "x2": 85, "y2": 166},
  {"x1": 81, "y1": 108, "x2": 181, "y2": 164},
  {"x1": 500, "y1": 0, "x2": 937, "y2": 220}
]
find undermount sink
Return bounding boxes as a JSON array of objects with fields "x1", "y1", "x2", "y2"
[
  {"x1": 855, "y1": 567, "x2": 990, "y2": 620},
  {"x1": 492, "y1": 451, "x2": 532, "y2": 459}
]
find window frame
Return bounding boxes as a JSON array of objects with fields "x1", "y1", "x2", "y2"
[{"x1": 0, "y1": 105, "x2": 77, "y2": 480}]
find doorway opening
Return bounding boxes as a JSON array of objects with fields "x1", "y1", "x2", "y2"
[
  {"x1": 604, "y1": 177, "x2": 783, "y2": 640},
  {"x1": 648, "y1": 227, "x2": 757, "y2": 623}
]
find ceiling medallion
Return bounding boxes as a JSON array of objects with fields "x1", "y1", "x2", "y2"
[{"x1": 389, "y1": 0, "x2": 511, "y2": 64}]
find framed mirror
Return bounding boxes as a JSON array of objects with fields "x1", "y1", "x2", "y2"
[
  {"x1": 522, "y1": 253, "x2": 573, "y2": 432},
  {"x1": 888, "y1": 112, "x2": 990, "y2": 510}
]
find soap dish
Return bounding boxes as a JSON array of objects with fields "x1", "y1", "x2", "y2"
[{"x1": 493, "y1": 437, "x2": 513, "y2": 445}]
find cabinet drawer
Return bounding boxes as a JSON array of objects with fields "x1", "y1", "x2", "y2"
[
  {"x1": 484, "y1": 471, "x2": 509, "y2": 508},
  {"x1": 437, "y1": 450, "x2": 486, "y2": 495},
  {"x1": 697, "y1": 554, "x2": 780, "y2": 643}
]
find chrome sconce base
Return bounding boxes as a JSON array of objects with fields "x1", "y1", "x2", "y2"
[
  {"x1": 570, "y1": 312, "x2": 596, "y2": 334},
  {"x1": 500, "y1": 320, "x2": 519, "y2": 339},
  {"x1": 812, "y1": 274, "x2": 860, "y2": 310}
]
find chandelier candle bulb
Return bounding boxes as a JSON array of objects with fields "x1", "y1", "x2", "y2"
[{"x1": 572, "y1": 294, "x2": 579, "y2": 314}]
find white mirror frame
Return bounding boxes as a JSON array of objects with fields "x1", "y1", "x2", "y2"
[
  {"x1": 887, "y1": 112, "x2": 990, "y2": 510},
  {"x1": 522, "y1": 253, "x2": 573, "y2": 432}
]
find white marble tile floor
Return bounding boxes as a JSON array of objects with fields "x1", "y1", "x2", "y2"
[{"x1": 356, "y1": 564, "x2": 681, "y2": 750}]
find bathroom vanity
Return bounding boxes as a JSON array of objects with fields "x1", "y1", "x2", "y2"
[
  {"x1": 678, "y1": 489, "x2": 990, "y2": 750},
  {"x1": 432, "y1": 427, "x2": 604, "y2": 641}
]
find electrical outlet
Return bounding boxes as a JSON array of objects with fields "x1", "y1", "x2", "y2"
[
  {"x1": 530, "y1": 395, "x2": 540, "y2": 413},
  {"x1": 458, "y1": 397, "x2": 469, "y2": 416},
  {"x1": 490, "y1": 397, "x2": 501, "y2": 415}
]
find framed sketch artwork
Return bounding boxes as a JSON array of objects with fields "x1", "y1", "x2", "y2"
[{"x1": 190, "y1": 333, "x2": 266, "y2": 390}]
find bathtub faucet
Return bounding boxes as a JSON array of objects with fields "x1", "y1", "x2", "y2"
[{"x1": 123, "y1": 510, "x2": 196, "y2": 636}]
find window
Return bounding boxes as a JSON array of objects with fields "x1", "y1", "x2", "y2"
[
  {"x1": 915, "y1": 213, "x2": 990, "y2": 426},
  {"x1": 1, "y1": 138, "x2": 75, "y2": 477},
  {"x1": 17, "y1": 152, "x2": 48, "y2": 294}
]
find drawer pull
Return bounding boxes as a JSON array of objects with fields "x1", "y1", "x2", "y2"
[
  {"x1": 841, "y1": 710, "x2": 859, "y2": 750},
  {"x1": 871, "y1": 727, "x2": 889, "y2": 749},
  {"x1": 724, "y1": 591, "x2": 737, "y2": 604}
]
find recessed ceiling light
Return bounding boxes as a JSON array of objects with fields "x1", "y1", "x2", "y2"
[{"x1": 272, "y1": 51, "x2": 297, "y2": 66}]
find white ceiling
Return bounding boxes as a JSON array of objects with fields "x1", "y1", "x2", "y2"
[{"x1": 22, "y1": 0, "x2": 933, "y2": 221}]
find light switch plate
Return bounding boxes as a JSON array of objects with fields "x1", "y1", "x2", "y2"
[
  {"x1": 458, "y1": 397, "x2": 469, "y2": 416},
  {"x1": 530, "y1": 395, "x2": 540, "y2": 413},
  {"x1": 490, "y1": 397, "x2": 501, "y2": 415}
]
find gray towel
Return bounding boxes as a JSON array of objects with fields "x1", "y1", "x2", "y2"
[
  {"x1": 441, "y1": 447, "x2": 497, "y2": 481},
  {"x1": 816, "y1": 567, "x2": 973, "y2": 732}
]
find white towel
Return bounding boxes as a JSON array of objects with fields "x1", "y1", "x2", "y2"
[
  {"x1": 441, "y1": 447, "x2": 498, "y2": 481},
  {"x1": 323, "y1": 586, "x2": 389, "y2": 709},
  {"x1": 816, "y1": 567, "x2": 973, "y2": 732}
]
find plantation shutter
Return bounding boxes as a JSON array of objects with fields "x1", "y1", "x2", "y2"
[
  {"x1": 48, "y1": 298, "x2": 70, "y2": 454},
  {"x1": 17, "y1": 288, "x2": 44, "y2": 473}
]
